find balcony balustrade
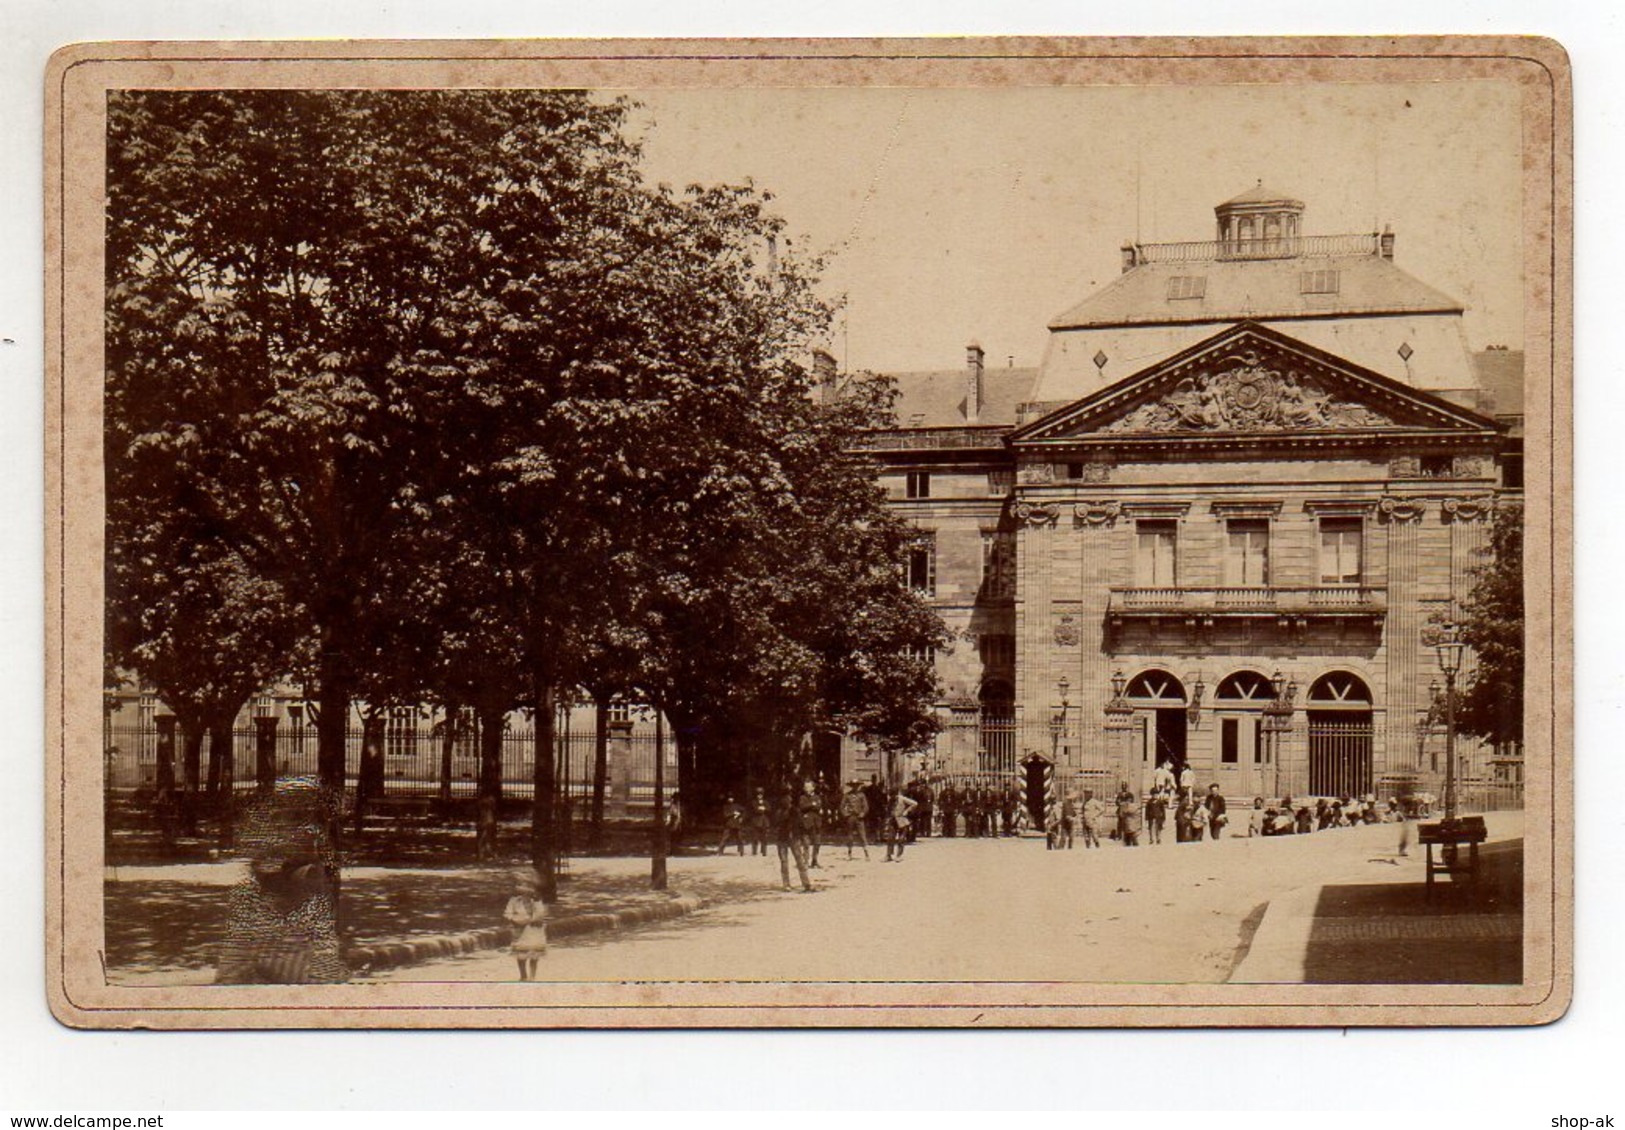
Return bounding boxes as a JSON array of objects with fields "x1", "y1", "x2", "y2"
[
  {"x1": 1108, "y1": 584, "x2": 1387, "y2": 621},
  {"x1": 1128, "y1": 232, "x2": 1382, "y2": 265}
]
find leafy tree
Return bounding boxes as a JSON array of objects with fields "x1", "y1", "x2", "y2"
[{"x1": 1456, "y1": 502, "x2": 1524, "y2": 748}]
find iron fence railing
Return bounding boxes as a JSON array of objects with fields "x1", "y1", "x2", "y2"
[{"x1": 104, "y1": 719, "x2": 674, "y2": 800}]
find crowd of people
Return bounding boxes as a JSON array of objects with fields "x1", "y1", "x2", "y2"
[{"x1": 686, "y1": 758, "x2": 1430, "y2": 895}]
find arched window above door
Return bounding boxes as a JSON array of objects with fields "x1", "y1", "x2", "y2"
[
  {"x1": 1307, "y1": 671, "x2": 1372, "y2": 706},
  {"x1": 1126, "y1": 670, "x2": 1187, "y2": 703},
  {"x1": 1215, "y1": 670, "x2": 1274, "y2": 703}
]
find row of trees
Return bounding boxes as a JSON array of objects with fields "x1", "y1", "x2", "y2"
[{"x1": 105, "y1": 90, "x2": 950, "y2": 898}]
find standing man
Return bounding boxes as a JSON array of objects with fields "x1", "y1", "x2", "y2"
[
  {"x1": 799, "y1": 778, "x2": 825, "y2": 869},
  {"x1": 1144, "y1": 788, "x2": 1168, "y2": 845},
  {"x1": 716, "y1": 794, "x2": 746, "y2": 856},
  {"x1": 773, "y1": 786, "x2": 814, "y2": 892},
  {"x1": 748, "y1": 788, "x2": 771, "y2": 856},
  {"x1": 885, "y1": 788, "x2": 918, "y2": 862},
  {"x1": 1080, "y1": 788, "x2": 1104, "y2": 849},
  {"x1": 1206, "y1": 784, "x2": 1229, "y2": 841},
  {"x1": 1116, "y1": 784, "x2": 1143, "y2": 846},
  {"x1": 1152, "y1": 759, "x2": 1176, "y2": 795},
  {"x1": 840, "y1": 779, "x2": 871, "y2": 861},
  {"x1": 1059, "y1": 792, "x2": 1077, "y2": 850}
]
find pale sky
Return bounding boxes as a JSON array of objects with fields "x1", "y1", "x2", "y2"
[{"x1": 629, "y1": 80, "x2": 1525, "y2": 373}]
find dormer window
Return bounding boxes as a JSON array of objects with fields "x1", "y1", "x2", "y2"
[
  {"x1": 1166, "y1": 276, "x2": 1207, "y2": 300},
  {"x1": 1300, "y1": 269, "x2": 1341, "y2": 294}
]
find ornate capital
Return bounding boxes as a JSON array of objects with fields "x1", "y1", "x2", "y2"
[
  {"x1": 1014, "y1": 501, "x2": 1061, "y2": 527},
  {"x1": 1441, "y1": 495, "x2": 1494, "y2": 523},
  {"x1": 1073, "y1": 500, "x2": 1123, "y2": 527},
  {"x1": 1378, "y1": 495, "x2": 1428, "y2": 524}
]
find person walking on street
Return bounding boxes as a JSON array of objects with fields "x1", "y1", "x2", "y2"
[
  {"x1": 772, "y1": 787, "x2": 814, "y2": 892},
  {"x1": 885, "y1": 788, "x2": 918, "y2": 862},
  {"x1": 717, "y1": 795, "x2": 747, "y2": 855},
  {"x1": 1205, "y1": 784, "x2": 1228, "y2": 841},
  {"x1": 840, "y1": 779, "x2": 871, "y2": 861}
]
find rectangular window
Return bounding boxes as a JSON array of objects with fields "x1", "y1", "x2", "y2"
[
  {"x1": 1225, "y1": 519, "x2": 1270, "y2": 586},
  {"x1": 906, "y1": 470, "x2": 931, "y2": 499},
  {"x1": 1221, "y1": 717, "x2": 1239, "y2": 764},
  {"x1": 1254, "y1": 718, "x2": 1266, "y2": 764},
  {"x1": 1300, "y1": 269, "x2": 1341, "y2": 294},
  {"x1": 1135, "y1": 520, "x2": 1178, "y2": 587},
  {"x1": 385, "y1": 707, "x2": 418, "y2": 759},
  {"x1": 987, "y1": 468, "x2": 1014, "y2": 496},
  {"x1": 1319, "y1": 517, "x2": 1363, "y2": 584},
  {"x1": 906, "y1": 536, "x2": 936, "y2": 596},
  {"x1": 1501, "y1": 454, "x2": 1523, "y2": 490},
  {"x1": 1166, "y1": 275, "x2": 1207, "y2": 300}
]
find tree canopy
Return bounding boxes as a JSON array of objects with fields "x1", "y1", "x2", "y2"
[
  {"x1": 105, "y1": 89, "x2": 949, "y2": 889},
  {"x1": 1456, "y1": 502, "x2": 1524, "y2": 749}
]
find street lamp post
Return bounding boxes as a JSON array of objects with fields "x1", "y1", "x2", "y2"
[
  {"x1": 1262, "y1": 670, "x2": 1297, "y2": 800},
  {"x1": 1102, "y1": 668, "x2": 1135, "y2": 790},
  {"x1": 1434, "y1": 622, "x2": 1465, "y2": 821}
]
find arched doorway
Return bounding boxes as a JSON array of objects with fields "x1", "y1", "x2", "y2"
[
  {"x1": 1126, "y1": 669, "x2": 1187, "y2": 792},
  {"x1": 1306, "y1": 671, "x2": 1374, "y2": 797},
  {"x1": 1213, "y1": 670, "x2": 1273, "y2": 799}
]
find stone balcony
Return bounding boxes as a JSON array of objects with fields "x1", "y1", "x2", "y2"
[{"x1": 1107, "y1": 585, "x2": 1387, "y2": 630}]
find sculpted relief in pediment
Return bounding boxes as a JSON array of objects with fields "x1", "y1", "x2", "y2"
[{"x1": 1099, "y1": 352, "x2": 1394, "y2": 434}]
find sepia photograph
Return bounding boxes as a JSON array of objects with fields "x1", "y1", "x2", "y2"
[{"x1": 44, "y1": 37, "x2": 1570, "y2": 1028}]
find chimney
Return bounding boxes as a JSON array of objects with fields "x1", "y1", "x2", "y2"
[
  {"x1": 1121, "y1": 243, "x2": 1139, "y2": 273},
  {"x1": 965, "y1": 342, "x2": 985, "y2": 423},
  {"x1": 812, "y1": 349, "x2": 838, "y2": 404},
  {"x1": 1379, "y1": 225, "x2": 1395, "y2": 261}
]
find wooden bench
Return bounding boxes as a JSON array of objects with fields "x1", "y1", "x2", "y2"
[{"x1": 1417, "y1": 816, "x2": 1488, "y2": 896}]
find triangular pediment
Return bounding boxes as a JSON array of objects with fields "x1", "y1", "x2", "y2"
[{"x1": 1011, "y1": 322, "x2": 1501, "y2": 444}]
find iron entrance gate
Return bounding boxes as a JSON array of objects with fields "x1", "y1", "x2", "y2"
[{"x1": 1307, "y1": 712, "x2": 1374, "y2": 797}]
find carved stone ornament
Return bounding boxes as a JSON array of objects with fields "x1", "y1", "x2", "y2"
[
  {"x1": 1378, "y1": 495, "x2": 1428, "y2": 523},
  {"x1": 1388, "y1": 455, "x2": 1422, "y2": 478},
  {"x1": 1078, "y1": 460, "x2": 1114, "y2": 483},
  {"x1": 1014, "y1": 501, "x2": 1061, "y2": 527},
  {"x1": 1074, "y1": 500, "x2": 1123, "y2": 526},
  {"x1": 1441, "y1": 495, "x2": 1494, "y2": 523},
  {"x1": 1017, "y1": 462, "x2": 1055, "y2": 484},
  {"x1": 1053, "y1": 615, "x2": 1081, "y2": 648},
  {"x1": 1101, "y1": 352, "x2": 1394, "y2": 434},
  {"x1": 1453, "y1": 455, "x2": 1489, "y2": 479}
]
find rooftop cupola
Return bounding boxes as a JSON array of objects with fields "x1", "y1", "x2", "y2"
[{"x1": 1215, "y1": 181, "x2": 1305, "y2": 258}]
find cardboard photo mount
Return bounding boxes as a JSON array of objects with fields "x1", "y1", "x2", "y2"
[{"x1": 46, "y1": 36, "x2": 1573, "y2": 1028}]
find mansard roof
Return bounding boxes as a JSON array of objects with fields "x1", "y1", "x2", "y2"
[
  {"x1": 1046, "y1": 254, "x2": 1462, "y2": 332},
  {"x1": 1011, "y1": 321, "x2": 1502, "y2": 448},
  {"x1": 883, "y1": 366, "x2": 1037, "y2": 429}
]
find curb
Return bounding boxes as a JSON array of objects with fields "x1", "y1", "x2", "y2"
[{"x1": 346, "y1": 893, "x2": 709, "y2": 974}]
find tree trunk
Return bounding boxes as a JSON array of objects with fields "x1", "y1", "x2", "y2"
[
  {"x1": 314, "y1": 648, "x2": 352, "y2": 797},
  {"x1": 205, "y1": 722, "x2": 224, "y2": 797},
  {"x1": 211, "y1": 718, "x2": 235, "y2": 849},
  {"x1": 438, "y1": 705, "x2": 457, "y2": 810},
  {"x1": 590, "y1": 694, "x2": 609, "y2": 842},
  {"x1": 651, "y1": 706, "x2": 668, "y2": 890},
  {"x1": 180, "y1": 720, "x2": 205, "y2": 835},
  {"x1": 477, "y1": 702, "x2": 506, "y2": 802},
  {"x1": 354, "y1": 714, "x2": 385, "y2": 835},
  {"x1": 532, "y1": 679, "x2": 558, "y2": 904}
]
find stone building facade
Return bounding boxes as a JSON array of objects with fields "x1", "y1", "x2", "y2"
[{"x1": 855, "y1": 187, "x2": 1523, "y2": 813}]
